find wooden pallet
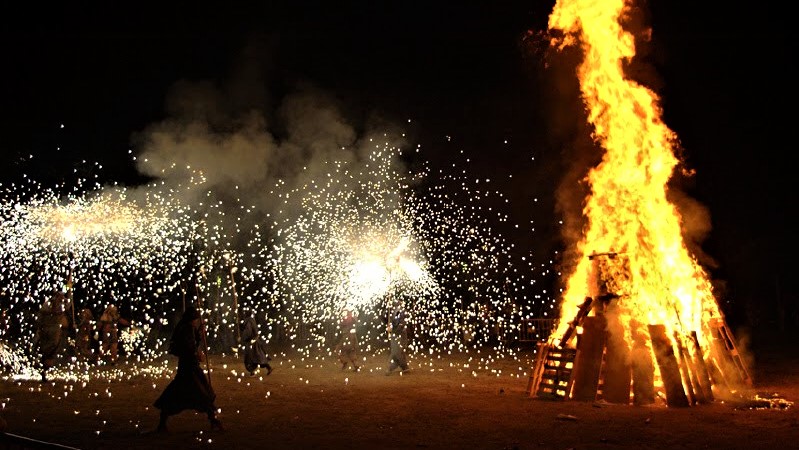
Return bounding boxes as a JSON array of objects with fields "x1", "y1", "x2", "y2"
[
  {"x1": 527, "y1": 298, "x2": 747, "y2": 407},
  {"x1": 527, "y1": 342, "x2": 577, "y2": 400},
  {"x1": 708, "y1": 318, "x2": 752, "y2": 387},
  {"x1": 527, "y1": 297, "x2": 593, "y2": 399}
]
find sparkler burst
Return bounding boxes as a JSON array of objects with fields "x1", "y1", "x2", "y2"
[
  {"x1": 0, "y1": 167, "x2": 216, "y2": 380},
  {"x1": 0, "y1": 132, "x2": 554, "y2": 383},
  {"x1": 249, "y1": 137, "x2": 545, "y2": 358}
]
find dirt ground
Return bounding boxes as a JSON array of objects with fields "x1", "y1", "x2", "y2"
[{"x1": 1, "y1": 342, "x2": 797, "y2": 450}]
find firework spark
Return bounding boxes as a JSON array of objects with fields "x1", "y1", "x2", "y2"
[{"x1": 245, "y1": 137, "x2": 546, "y2": 360}]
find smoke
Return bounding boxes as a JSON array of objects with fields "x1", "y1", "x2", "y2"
[
  {"x1": 128, "y1": 42, "x2": 408, "y2": 251},
  {"x1": 534, "y1": 29, "x2": 600, "y2": 281},
  {"x1": 625, "y1": 2, "x2": 717, "y2": 269},
  {"x1": 668, "y1": 186, "x2": 716, "y2": 269}
]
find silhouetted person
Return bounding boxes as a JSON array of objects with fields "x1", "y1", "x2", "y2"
[
  {"x1": 152, "y1": 306, "x2": 222, "y2": 432},
  {"x1": 386, "y1": 299, "x2": 409, "y2": 375},
  {"x1": 335, "y1": 308, "x2": 359, "y2": 371},
  {"x1": 34, "y1": 290, "x2": 70, "y2": 382},
  {"x1": 75, "y1": 307, "x2": 97, "y2": 362},
  {"x1": 240, "y1": 315, "x2": 272, "y2": 376},
  {"x1": 98, "y1": 304, "x2": 129, "y2": 364}
]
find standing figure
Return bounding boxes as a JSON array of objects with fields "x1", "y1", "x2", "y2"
[
  {"x1": 335, "y1": 309, "x2": 359, "y2": 371},
  {"x1": 386, "y1": 299, "x2": 410, "y2": 375},
  {"x1": 75, "y1": 308, "x2": 97, "y2": 361},
  {"x1": 152, "y1": 306, "x2": 222, "y2": 432},
  {"x1": 34, "y1": 290, "x2": 70, "y2": 382},
  {"x1": 240, "y1": 315, "x2": 272, "y2": 376},
  {"x1": 97, "y1": 304, "x2": 130, "y2": 365}
]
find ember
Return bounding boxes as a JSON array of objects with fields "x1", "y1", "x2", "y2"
[{"x1": 733, "y1": 393, "x2": 794, "y2": 411}]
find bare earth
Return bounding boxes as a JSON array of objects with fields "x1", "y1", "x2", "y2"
[{"x1": 1, "y1": 344, "x2": 797, "y2": 450}]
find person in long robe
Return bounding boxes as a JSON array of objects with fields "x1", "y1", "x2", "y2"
[
  {"x1": 97, "y1": 304, "x2": 129, "y2": 364},
  {"x1": 335, "y1": 309, "x2": 359, "y2": 371},
  {"x1": 240, "y1": 315, "x2": 272, "y2": 376},
  {"x1": 152, "y1": 306, "x2": 222, "y2": 432},
  {"x1": 34, "y1": 290, "x2": 70, "y2": 382},
  {"x1": 386, "y1": 299, "x2": 410, "y2": 375},
  {"x1": 75, "y1": 308, "x2": 97, "y2": 362}
]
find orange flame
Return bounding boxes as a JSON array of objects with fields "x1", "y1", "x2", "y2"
[{"x1": 548, "y1": 0, "x2": 722, "y2": 348}]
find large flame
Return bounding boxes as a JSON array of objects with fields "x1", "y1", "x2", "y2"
[{"x1": 548, "y1": 0, "x2": 722, "y2": 347}]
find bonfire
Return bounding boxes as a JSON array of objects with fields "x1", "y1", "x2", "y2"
[{"x1": 528, "y1": 0, "x2": 752, "y2": 406}]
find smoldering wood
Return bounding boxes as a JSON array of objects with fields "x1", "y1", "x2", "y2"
[
  {"x1": 630, "y1": 334, "x2": 656, "y2": 405},
  {"x1": 708, "y1": 318, "x2": 752, "y2": 387},
  {"x1": 601, "y1": 311, "x2": 632, "y2": 404},
  {"x1": 690, "y1": 331, "x2": 714, "y2": 402},
  {"x1": 571, "y1": 315, "x2": 607, "y2": 402},
  {"x1": 648, "y1": 324, "x2": 689, "y2": 407},
  {"x1": 674, "y1": 332, "x2": 699, "y2": 405},
  {"x1": 533, "y1": 346, "x2": 577, "y2": 400}
]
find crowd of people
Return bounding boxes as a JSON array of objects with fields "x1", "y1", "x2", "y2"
[
  {"x1": 28, "y1": 286, "x2": 416, "y2": 433},
  {"x1": 33, "y1": 290, "x2": 133, "y2": 381}
]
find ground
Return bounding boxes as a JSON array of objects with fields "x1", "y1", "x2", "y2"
[{"x1": 1, "y1": 342, "x2": 797, "y2": 450}]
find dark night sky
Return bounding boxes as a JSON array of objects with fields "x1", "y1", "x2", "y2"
[{"x1": 1, "y1": 2, "x2": 795, "y2": 332}]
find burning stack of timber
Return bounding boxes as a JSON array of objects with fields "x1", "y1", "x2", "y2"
[{"x1": 527, "y1": 253, "x2": 751, "y2": 407}]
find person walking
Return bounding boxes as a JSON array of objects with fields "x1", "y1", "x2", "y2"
[
  {"x1": 240, "y1": 314, "x2": 272, "y2": 377},
  {"x1": 75, "y1": 307, "x2": 97, "y2": 362},
  {"x1": 97, "y1": 304, "x2": 130, "y2": 365},
  {"x1": 386, "y1": 299, "x2": 410, "y2": 375},
  {"x1": 335, "y1": 308, "x2": 359, "y2": 371},
  {"x1": 152, "y1": 306, "x2": 222, "y2": 432},
  {"x1": 34, "y1": 290, "x2": 70, "y2": 382}
]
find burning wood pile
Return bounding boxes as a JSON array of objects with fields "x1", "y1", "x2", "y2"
[
  {"x1": 527, "y1": 252, "x2": 751, "y2": 407},
  {"x1": 525, "y1": 0, "x2": 759, "y2": 407}
]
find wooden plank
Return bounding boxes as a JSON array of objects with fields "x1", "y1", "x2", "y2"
[
  {"x1": 630, "y1": 329, "x2": 656, "y2": 405},
  {"x1": 602, "y1": 312, "x2": 632, "y2": 404},
  {"x1": 690, "y1": 331, "x2": 714, "y2": 402},
  {"x1": 674, "y1": 332, "x2": 699, "y2": 405},
  {"x1": 535, "y1": 347, "x2": 577, "y2": 400},
  {"x1": 557, "y1": 297, "x2": 593, "y2": 347},
  {"x1": 648, "y1": 324, "x2": 689, "y2": 407},
  {"x1": 570, "y1": 315, "x2": 607, "y2": 402}
]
